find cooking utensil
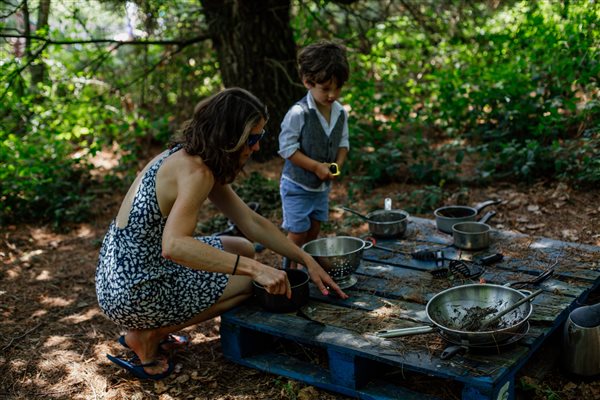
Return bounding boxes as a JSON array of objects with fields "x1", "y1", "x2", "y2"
[
  {"x1": 452, "y1": 211, "x2": 497, "y2": 250},
  {"x1": 365, "y1": 237, "x2": 445, "y2": 262},
  {"x1": 434, "y1": 199, "x2": 501, "y2": 234},
  {"x1": 253, "y1": 269, "x2": 310, "y2": 313},
  {"x1": 562, "y1": 303, "x2": 600, "y2": 376},
  {"x1": 506, "y1": 268, "x2": 554, "y2": 289},
  {"x1": 302, "y1": 236, "x2": 373, "y2": 289},
  {"x1": 430, "y1": 254, "x2": 502, "y2": 279},
  {"x1": 329, "y1": 163, "x2": 340, "y2": 176},
  {"x1": 375, "y1": 284, "x2": 533, "y2": 345},
  {"x1": 340, "y1": 206, "x2": 371, "y2": 221},
  {"x1": 479, "y1": 289, "x2": 543, "y2": 330},
  {"x1": 341, "y1": 206, "x2": 409, "y2": 238},
  {"x1": 506, "y1": 256, "x2": 558, "y2": 289}
]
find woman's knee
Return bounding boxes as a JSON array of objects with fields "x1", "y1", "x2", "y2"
[
  {"x1": 220, "y1": 236, "x2": 255, "y2": 258},
  {"x1": 219, "y1": 275, "x2": 253, "y2": 304}
]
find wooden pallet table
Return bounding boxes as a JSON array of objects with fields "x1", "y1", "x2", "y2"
[{"x1": 221, "y1": 217, "x2": 600, "y2": 400}]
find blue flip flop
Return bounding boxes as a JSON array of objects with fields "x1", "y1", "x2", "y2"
[
  {"x1": 107, "y1": 354, "x2": 174, "y2": 380},
  {"x1": 118, "y1": 334, "x2": 190, "y2": 353}
]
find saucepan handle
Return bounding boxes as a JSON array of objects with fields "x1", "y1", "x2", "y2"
[
  {"x1": 374, "y1": 325, "x2": 435, "y2": 338},
  {"x1": 473, "y1": 199, "x2": 502, "y2": 213},
  {"x1": 440, "y1": 345, "x2": 468, "y2": 360}
]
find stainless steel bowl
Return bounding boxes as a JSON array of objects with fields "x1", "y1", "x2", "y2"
[
  {"x1": 302, "y1": 236, "x2": 372, "y2": 289},
  {"x1": 427, "y1": 284, "x2": 533, "y2": 345}
]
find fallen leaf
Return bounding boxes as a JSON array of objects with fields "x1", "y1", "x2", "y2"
[
  {"x1": 298, "y1": 386, "x2": 320, "y2": 400},
  {"x1": 527, "y1": 204, "x2": 540, "y2": 213},
  {"x1": 154, "y1": 381, "x2": 169, "y2": 394},
  {"x1": 564, "y1": 381, "x2": 578, "y2": 391},
  {"x1": 561, "y1": 229, "x2": 579, "y2": 242},
  {"x1": 525, "y1": 223, "x2": 546, "y2": 230}
]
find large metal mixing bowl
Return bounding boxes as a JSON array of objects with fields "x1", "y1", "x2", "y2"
[{"x1": 302, "y1": 236, "x2": 372, "y2": 289}]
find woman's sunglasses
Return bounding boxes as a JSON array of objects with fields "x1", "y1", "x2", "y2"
[{"x1": 247, "y1": 129, "x2": 265, "y2": 147}]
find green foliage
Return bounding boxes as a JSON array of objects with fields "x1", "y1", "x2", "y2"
[
  {"x1": 232, "y1": 172, "x2": 282, "y2": 216},
  {"x1": 2, "y1": 0, "x2": 599, "y2": 227},
  {"x1": 195, "y1": 172, "x2": 282, "y2": 235},
  {"x1": 313, "y1": 0, "x2": 600, "y2": 188},
  {"x1": 401, "y1": 186, "x2": 446, "y2": 214},
  {"x1": 0, "y1": 1, "x2": 220, "y2": 226}
]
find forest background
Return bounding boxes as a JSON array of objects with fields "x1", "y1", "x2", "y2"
[
  {"x1": 2, "y1": 0, "x2": 599, "y2": 227},
  {"x1": 1, "y1": 1, "x2": 599, "y2": 399}
]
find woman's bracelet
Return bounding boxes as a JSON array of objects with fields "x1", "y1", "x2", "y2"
[{"x1": 232, "y1": 254, "x2": 240, "y2": 275}]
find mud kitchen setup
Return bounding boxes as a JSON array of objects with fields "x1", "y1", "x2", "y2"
[{"x1": 220, "y1": 199, "x2": 600, "y2": 400}]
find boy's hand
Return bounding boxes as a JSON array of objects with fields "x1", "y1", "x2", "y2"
[{"x1": 314, "y1": 162, "x2": 334, "y2": 180}]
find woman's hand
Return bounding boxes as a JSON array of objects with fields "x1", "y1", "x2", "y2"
[
  {"x1": 301, "y1": 256, "x2": 348, "y2": 299},
  {"x1": 253, "y1": 266, "x2": 292, "y2": 299}
]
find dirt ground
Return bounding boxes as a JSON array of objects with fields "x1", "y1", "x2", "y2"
[{"x1": 1, "y1": 155, "x2": 600, "y2": 400}]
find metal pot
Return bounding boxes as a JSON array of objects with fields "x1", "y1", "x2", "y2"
[
  {"x1": 253, "y1": 269, "x2": 310, "y2": 313},
  {"x1": 434, "y1": 199, "x2": 501, "y2": 234},
  {"x1": 365, "y1": 209, "x2": 409, "y2": 238},
  {"x1": 452, "y1": 211, "x2": 496, "y2": 250},
  {"x1": 375, "y1": 284, "x2": 534, "y2": 345},
  {"x1": 562, "y1": 303, "x2": 600, "y2": 376},
  {"x1": 340, "y1": 207, "x2": 409, "y2": 238},
  {"x1": 302, "y1": 236, "x2": 373, "y2": 289}
]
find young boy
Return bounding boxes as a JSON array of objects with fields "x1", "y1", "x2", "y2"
[{"x1": 278, "y1": 40, "x2": 350, "y2": 267}]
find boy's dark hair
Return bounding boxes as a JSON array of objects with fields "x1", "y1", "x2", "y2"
[{"x1": 298, "y1": 40, "x2": 349, "y2": 87}]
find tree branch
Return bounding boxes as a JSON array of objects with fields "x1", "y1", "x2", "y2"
[
  {"x1": 0, "y1": 32, "x2": 212, "y2": 101},
  {"x1": 0, "y1": 33, "x2": 211, "y2": 46},
  {"x1": 1, "y1": 41, "x2": 48, "y2": 99},
  {"x1": 0, "y1": 0, "x2": 25, "y2": 19}
]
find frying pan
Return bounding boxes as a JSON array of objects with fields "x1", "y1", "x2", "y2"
[
  {"x1": 434, "y1": 199, "x2": 501, "y2": 234},
  {"x1": 375, "y1": 284, "x2": 534, "y2": 345}
]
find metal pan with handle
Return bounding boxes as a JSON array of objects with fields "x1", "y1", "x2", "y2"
[
  {"x1": 340, "y1": 206, "x2": 410, "y2": 238},
  {"x1": 374, "y1": 284, "x2": 536, "y2": 346},
  {"x1": 452, "y1": 211, "x2": 497, "y2": 250},
  {"x1": 434, "y1": 199, "x2": 502, "y2": 234}
]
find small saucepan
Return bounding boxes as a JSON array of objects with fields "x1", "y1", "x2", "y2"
[
  {"x1": 452, "y1": 211, "x2": 497, "y2": 250},
  {"x1": 434, "y1": 199, "x2": 501, "y2": 234},
  {"x1": 340, "y1": 206, "x2": 409, "y2": 238},
  {"x1": 253, "y1": 269, "x2": 309, "y2": 313}
]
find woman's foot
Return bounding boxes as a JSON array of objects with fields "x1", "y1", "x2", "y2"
[
  {"x1": 119, "y1": 330, "x2": 166, "y2": 374},
  {"x1": 119, "y1": 333, "x2": 189, "y2": 353},
  {"x1": 107, "y1": 353, "x2": 173, "y2": 380}
]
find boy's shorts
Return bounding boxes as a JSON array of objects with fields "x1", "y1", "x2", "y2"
[{"x1": 280, "y1": 178, "x2": 329, "y2": 233}]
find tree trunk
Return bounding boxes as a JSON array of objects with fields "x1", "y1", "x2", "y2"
[
  {"x1": 203, "y1": 0, "x2": 305, "y2": 161},
  {"x1": 30, "y1": 0, "x2": 51, "y2": 87}
]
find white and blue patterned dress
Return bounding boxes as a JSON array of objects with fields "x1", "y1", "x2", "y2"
[{"x1": 95, "y1": 146, "x2": 229, "y2": 329}]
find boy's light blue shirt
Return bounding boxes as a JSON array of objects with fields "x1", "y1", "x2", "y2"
[{"x1": 278, "y1": 91, "x2": 350, "y2": 192}]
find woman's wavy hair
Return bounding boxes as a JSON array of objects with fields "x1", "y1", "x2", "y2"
[{"x1": 170, "y1": 87, "x2": 269, "y2": 184}]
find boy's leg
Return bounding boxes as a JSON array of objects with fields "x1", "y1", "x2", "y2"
[
  {"x1": 286, "y1": 231, "x2": 307, "y2": 268},
  {"x1": 286, "y1": 219, "x2": 321, "y2": 268}
]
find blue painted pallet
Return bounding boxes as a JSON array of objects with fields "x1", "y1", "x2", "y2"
[{"x1": 221, "y1": 217, "x2": 600, "y2": 400}]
